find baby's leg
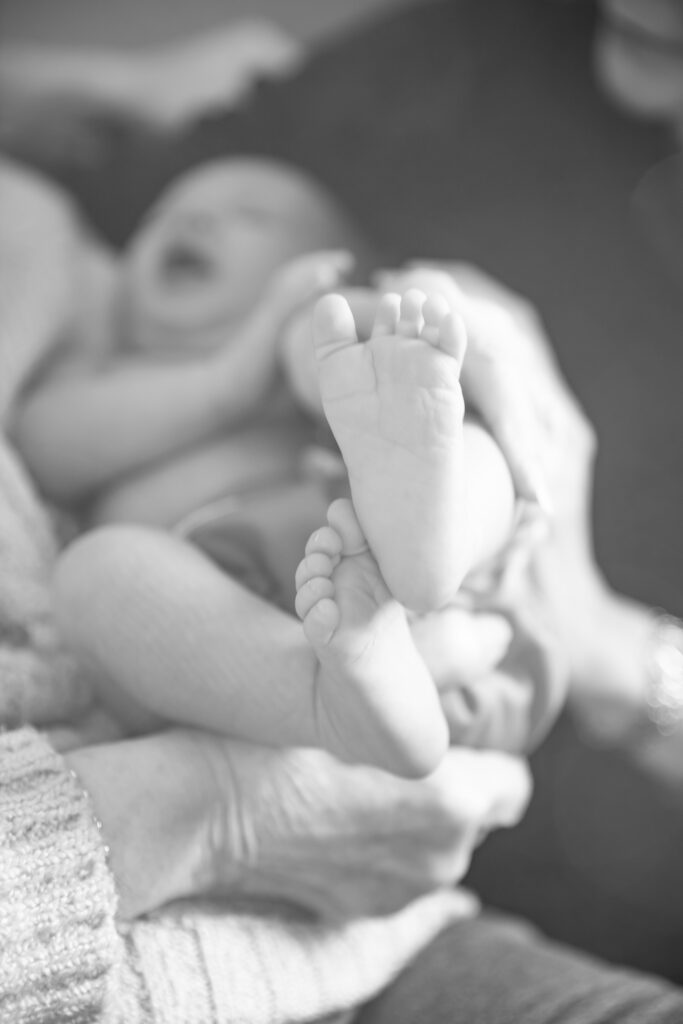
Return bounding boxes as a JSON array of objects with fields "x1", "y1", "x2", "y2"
[
  {"x1": 54, "y1": 523, "x2": 445, "y2": 775},
  {"x1": 313, "y1": 290, "x2": 515, "y2": 612},
  {"x1": 52, "y1": 526, "x2": 333, "y2": 750},
  {"x1": 295, "y1": 498, "x2": 449, "y2": 777}
]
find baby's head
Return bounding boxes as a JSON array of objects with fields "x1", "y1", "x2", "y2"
[{"x1": 118, "y1": 157, "x2": 370, "y2": 354}]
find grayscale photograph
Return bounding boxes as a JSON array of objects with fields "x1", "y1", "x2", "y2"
[{"x1": 0, "y1": 1, "x2": 682, "y2": 1020}]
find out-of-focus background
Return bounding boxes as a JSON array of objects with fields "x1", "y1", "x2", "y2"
[{"x1": 0, "y1": 0, "x2": 405, "y2": 47}]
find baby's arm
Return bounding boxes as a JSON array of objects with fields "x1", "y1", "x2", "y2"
[{"x1": 12, "y1": 253, "x2": 342, "y2": 507}]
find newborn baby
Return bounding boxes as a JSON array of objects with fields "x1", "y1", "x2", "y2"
[
  {"x1": 14, "y1": 155, "x2": 532, "y2": 778},
  {"x1": 14, "y1": 157, "x2": 369, "y2": 528}
]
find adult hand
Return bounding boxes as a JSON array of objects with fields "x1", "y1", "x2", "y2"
[
  {"x1": 65, "y1": 728, "x2": 530, "y2": 921},
  {"x1": 373, "y1": 261, "x2": 590, "y2": 509},
  {"x1": 413, "y1": 591, "x2": 565, "y2": 756},
  {"x1": 283, "y1": 267, "x2": 571, "y2": 750},
  {"x1": 428, "y1": 264, "x2": 643, "y2": 743}
]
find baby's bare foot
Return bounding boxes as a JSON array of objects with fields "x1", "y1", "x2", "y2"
[
  {"x1": 295, "y1": 498, "x2": 448, "y2": 778},
  {"x1": 313, "y1": 288, "x2": 468, "y2": 612}
]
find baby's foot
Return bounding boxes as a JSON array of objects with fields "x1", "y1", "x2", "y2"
[
  {"x1": 313, "y1": 288, "x2": 468, "y2": 612},
  {"x1": 295, "y1": 498, "x2": 449, "y2": 778}
]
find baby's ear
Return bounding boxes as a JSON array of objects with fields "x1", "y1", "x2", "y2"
[{"x1": 279, "y1": 306, "x2": 325, "y2": 419}]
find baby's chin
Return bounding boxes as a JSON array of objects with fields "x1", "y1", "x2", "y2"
[
  {"x1": 120, "y1": 306, "x2": 231, "y2": 358},
  {"x1": 115, "y1": 272, "x2": 244, "y2": 357}
]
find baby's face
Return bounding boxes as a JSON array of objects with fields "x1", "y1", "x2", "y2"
[{"x1": 120, "y1": 158, "x2": 346, "y2": 354}]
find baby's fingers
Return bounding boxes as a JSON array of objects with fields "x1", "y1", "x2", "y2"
[{"x1": 269, "y1": 250, "x2": 354, "y2": 313}]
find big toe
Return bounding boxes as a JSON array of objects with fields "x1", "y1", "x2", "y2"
[
  {"x1": 313, "y1": 294, "x2": 358, "y2": 361},
  {"x1": 326, "y1": 498, "x2": 368, "y2": 556},
  {"x1": 301, "y1": 595, "x2": 340, "y2": 647}
]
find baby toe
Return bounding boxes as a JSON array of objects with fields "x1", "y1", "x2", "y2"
[
  {"x1": 397, "y1": 288, "x2": 426, "y2": 336},
  {"x1": 295, "y1": 551, "x2": 335, "y2": 591},
  {"x1": 371, "y1": 292, "x2": 402, "y2": 338},
  {"x1": 313, "y1": 294, "x2": 358, "y2": 360},
  {"x1": 304, "y1": 524, "x2": 343, "y2": 559},
  {"x1": 295, "y1": 575, "x2": 335, "y2": 621},
  {"x1": 301, "y1": 596, "x2": 340, "y2": 647},
  {"x1": 438, "y1": 311, "x2": 468, "y2": 365},
  {"x1": 421, "y1": 294, "x2": 451, "y2": 346},
  {"x1": 326, "y1": 498, "x2": 367, "y2": 556}
]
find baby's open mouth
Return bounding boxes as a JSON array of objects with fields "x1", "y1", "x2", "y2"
[{"x1": 159, "y1": 241, "x2": 216, "y2": 285}]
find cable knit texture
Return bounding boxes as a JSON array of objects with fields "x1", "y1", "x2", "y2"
[
  {"x1": 0, "y1": 156, "x2": 464, "y2": 1022},
  {"x1": 0, "y1": 728, "x2": 119, "y2": 1024}
]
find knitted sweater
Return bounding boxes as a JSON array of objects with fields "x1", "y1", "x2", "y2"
[{"x1": 0, "y1": 160, "x2": 464, "y2": 1023}]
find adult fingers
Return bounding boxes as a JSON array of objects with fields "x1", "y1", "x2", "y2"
[
  {"x1": 429, "y1": 747, "x2": 533, "y2": 835},
  {"x1": 442, "y1": 597, "x2": 568, "y2": 754},
  {"x1": 440, "y1": 669, "x2": 538, "y2": 753},
  {"x1": 459, "y1": 293, "x2": 551, "y2": 505},
  {"x1": 412, "y1": 608, "x2": 513, "y2": 690}
]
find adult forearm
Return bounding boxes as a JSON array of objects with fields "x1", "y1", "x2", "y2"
[{"x1": 64, "y1": 730, "x2": 223, "y2": 919}]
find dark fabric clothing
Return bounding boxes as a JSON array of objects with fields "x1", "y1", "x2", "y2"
[
  {"x1": 10, "y1": 0, "x2": 683, "y2": 990},
  {"x1": 468, "y1": 713, "x2": 683, "y2": 984},
  {"x1": 356, "y1": 913, "x2": 683, "y2": 1024}
]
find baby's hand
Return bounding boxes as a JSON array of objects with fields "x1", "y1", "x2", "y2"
[
  {"x1": 239, "y1": 248, "x2": 353, "y2": 365},
  {"x1": 211, "y1": 250, "x2": 352, "y2": 418},
  {"x1": 276, "y1": 251, "x2": 356, "y2": 415},
  {"x1": 267, "y1": 250, "x2": 353, "y2": 315}
]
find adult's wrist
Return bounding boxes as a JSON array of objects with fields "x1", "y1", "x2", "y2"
[
  {"x1": 568, "y1": 587, "x2": 655, "y2": 747},
  {"x1": 568, "y1": 588, "x2": 683, "y2": 776},
  {"x1": 65, "y1": 729, "x2": 227, "y2": 918}
]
